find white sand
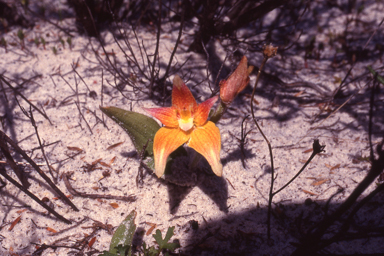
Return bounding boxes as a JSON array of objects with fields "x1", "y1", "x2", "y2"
[{"x1": 1, "y1": 1, "x2": 384, "y2": 255}]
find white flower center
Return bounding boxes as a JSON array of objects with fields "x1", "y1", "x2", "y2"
[{"x1": 178, "y1": 117, "x2": 194, "y2": 131}]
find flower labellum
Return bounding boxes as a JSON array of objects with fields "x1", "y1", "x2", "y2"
[{"x1": 144, "y1": 75, "x2": 222, "y2": 178}]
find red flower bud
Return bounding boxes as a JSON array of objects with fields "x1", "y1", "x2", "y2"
[{"x1": 219, "y1": 56, "x2": 251, "y2": 104}]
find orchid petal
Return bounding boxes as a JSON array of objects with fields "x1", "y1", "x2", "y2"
[
  {"x1": 153, "y1": 127, "x2": 190, "y2": 177},
  {"x1": 188, "y1": 121, "x2": 222, "y2": 176},
  {"x1": 194, "y1": 96, "x2": 218, "y2": 126},
  {"x1": 172, "y1": 75, "x2": 197, "y2": 111},
  {"x1": 143, "y1": 107, "x2": 178, "y2": 128}
]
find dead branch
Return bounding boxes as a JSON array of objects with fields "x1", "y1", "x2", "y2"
[
  {"x1": 0, "y1": 130, "x2": 79, "y2": 212},
  {"x1": 63, "y1": 172, "x2": 137, "y2": 202},
  {"x1": 0, "y1": 165, "x2": 71, "y2": 224}
]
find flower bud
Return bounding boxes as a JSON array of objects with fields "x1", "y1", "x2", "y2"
[{"x1": 219, "y1": 56, "x2": 252, "y2": 104}]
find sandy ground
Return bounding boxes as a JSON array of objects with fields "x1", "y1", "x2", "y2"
[{"x1": 1, "y1": 1, "x2": 384, "y2": 255}]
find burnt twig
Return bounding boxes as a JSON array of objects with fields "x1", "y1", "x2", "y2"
[
  {"x1": 28, "y1": 108, "x2": 58, "y2": 183},
  {"x1": 0, "y1": 132, "x2": 30, "y2": 188},
  {"x1": 239, "y1": 115, "x2": 251, "y2": 168},
  {"x1": 291, "y1": 64, "x2": 384, "y2": 256},
  {"x1": 148, "y1": 0, "x2": 162, "y2": 97},
  {"x1": 0, "y1": 165, "x2": 71, "y2": 224},
  {"x1": 0, "y1": 74, "x2": 51, "y2": 124},
  {"x1": 0, "y1": 130, "x2": 79, "y2": 211},
  {"x1": 162, "y1": 2, "x2": 185, "y2": 82},
  {"x1": 63, "y1": 172, "x2": 136, "y2": 202},
  {"x1": 249, "y1": 45, "x2": 277, "y2": 240}
]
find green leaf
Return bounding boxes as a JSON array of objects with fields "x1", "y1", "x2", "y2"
[
  {"x1": 116, "y1": 245, "x2": 130, "y2": 256},
  {"x1": 100, "y1": 106, "x2": 160, "y2": 159},
  {"x1": 0, "y1": 37, "x2": 6, "y2": 48},
  {"x1": 153, "y1": 229, "x2": 165, "y2": 247},
  {"x1": 17, "y1": 29, "x2": 24, "y2": 41},
  {"x1": 153, "y1": 227, "x2": 179, "y2": 251},
  {"x1": 163, "y1": 227, "x2": 175, "y2": 244},
  {"x1": 99, "y1": 245, "x2": 130, "y2": 256},
  {"x1": 161, "y1": 241, "x2": 180, "y2": 251},
  {"x1": 148, "y1": 246, "x2": 160, "y2": 256},
  {"x1": 109, "y1": 210, "x2": 137, "y2": 255}
]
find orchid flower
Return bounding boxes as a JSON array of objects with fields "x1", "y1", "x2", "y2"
[{"x1": 144, "y1": 75, "x2": 222, "y2": 178}]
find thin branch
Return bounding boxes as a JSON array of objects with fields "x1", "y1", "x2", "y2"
[
  {"x1": 292, "y1": 141, "x2": 384, "y2": 255},
  {"x1": 72, "y1": 65, "x2": 91, "y2": 92},
  {"x1": 250, "y1": 45, "x2": 275, "y2": 240},
  {"x1": 29, "y1": 108, "x2": 57, "y2": 183},
  {"x1": 0, "y1": 130, "x2": 79, "y2": 212},
  {"x1": 291, "y1": 71, "x2": 384, "y2": 255},
  {"x1": 63, "y1": 172, "x2": 137, "y2": 202},
  {"x1": 148, "y1": 0, "x2": 162, "y2": 97},
  {"x1": 162, "y1": 2, "x2": 185, "y2": 81},
  {"x1": 0, "y1": 75, "x2": 52, "y2": 124},
  {"x1": 0, "y1": 165, "x2": 72, "y2": 224},
  {"x1": 0, "y1": 134, "x2": 30, "y2": 188},
  {"x1": 273, "y1": 140, "x2": 325, "y2": 195}
]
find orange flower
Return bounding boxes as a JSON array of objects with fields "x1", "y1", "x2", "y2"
[{"x1": 144, "y1": 75, "x2": 222, "y2": 178}]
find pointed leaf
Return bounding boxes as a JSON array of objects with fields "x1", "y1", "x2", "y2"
[
  {"x1": 153, "y1": 229, "x2": 165, "y2": 247},
  {"x1": 163, "y1": 226, "x2": 175, "y2": 244},
  {"x1": 153, "y1": 226, "x2": 178, "y2": 251},
  {"x1": 109, "y1": 210, "x2": 137, "y2": 255},
  {"x1": 100, "y1": 107, "x2": 160, "y2": 158}
]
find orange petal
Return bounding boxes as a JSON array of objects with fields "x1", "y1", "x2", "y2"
[
  {"x1": 144, "y1": 107, "x2": 178, "y2": 128},
  {"x1": 188, "y1": 121, "x2": 222, "y2": 176},
  {"x1": 194, "y1": 96, "x2": 218, "y2": 126},
  {"x1": 153, "y1": 127, "x2": 190, "y2": 177},
  {"x1": 172, "y1": 75, "x2": 197, "y2": 111}
]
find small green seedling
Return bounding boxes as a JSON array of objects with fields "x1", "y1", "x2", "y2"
[
  {"x1": 59, "y1": 36, "x2": 65, "y2": 48},
  {"x1": 99, "y1": 210, "x2": 179, "y2": 256},
  {"x1": 34, "y1": 37, "x2": 40, "y2": 47},
  {"x1": 0, "y1": 37, "x2": 7, "y2": 49},
  {"x1": 40, "y1": 37, "x2": 46, "y2": 49},
  {"x1": 67, "y1": 37, "x2": 72, "y2": 49},
  {"x1": 17, "y1": 29, "x2": 25, "y2": 41},
  {"x1": 142, "y1": 227, "x2": 180, "y2": 256}
]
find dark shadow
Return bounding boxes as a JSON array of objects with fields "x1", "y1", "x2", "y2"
[
  {"x1": 198, "y1": 174, "x2": 229, "y2": 213},
  {"x1": 0, "y1": 190, "x2": 66, "y2": 223},
  {"x1": 183, "y1": 192, "x2": 384, "y2": 255},
  {"x1": 222, "y1": 148, "x2": 256, "y2": 168},
  {"x1": 120, "y1": 150, "x2": 138, "y2": 158},
  {"x1": 167, "y1": 183, "x2": 194, "y2": 214},
  {"x1": 165, "y1": 160, "x2": 229, "y2": 215},
  {"x1": 132, "y1": 227, "x2": 145, "y2": 253}
]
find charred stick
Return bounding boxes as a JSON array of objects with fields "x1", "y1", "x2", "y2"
[
  {"x1": 0, "y1": 130, "x2": 79, "y2": 211},
  {"x1": 63, "y1": 172, "x2": 136, "y2": 202},
  {"x1": 0, "y1": 75, "x2": 51, "y2": 124},
  {"x1": 0, "y1": 165, "x2": 71, "y2": 224}
]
